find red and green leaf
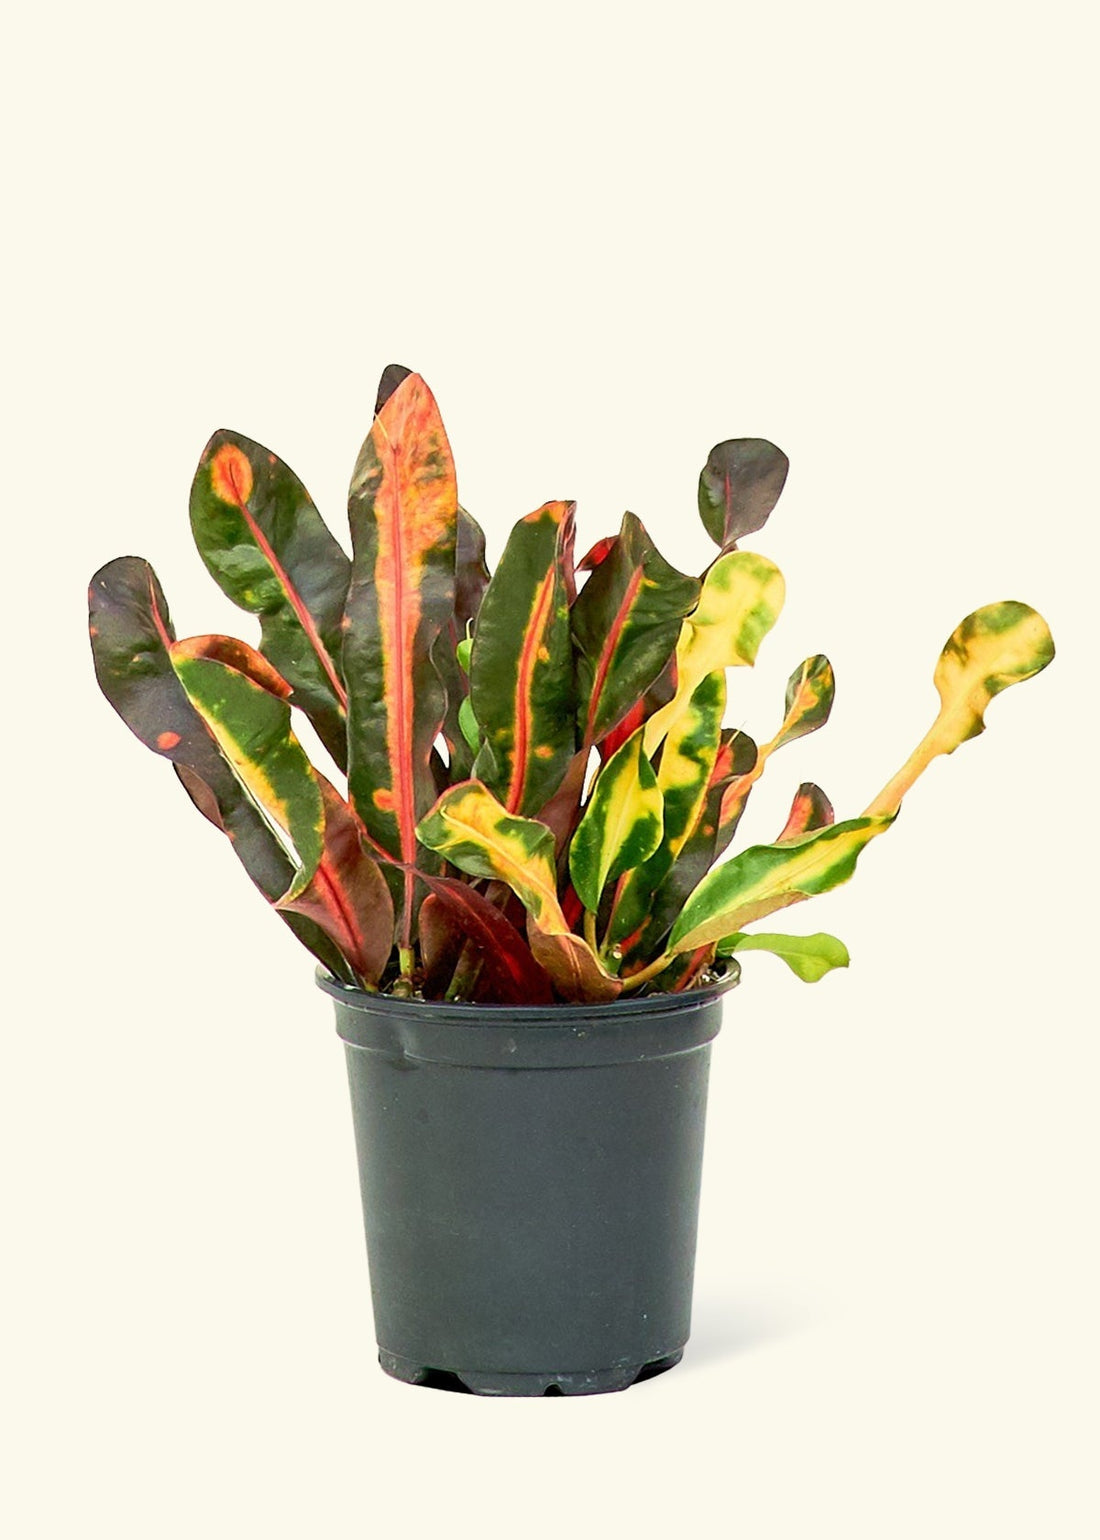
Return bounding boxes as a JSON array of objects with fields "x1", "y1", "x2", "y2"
[
  {"x1": 343, "y1": 372, "x2": 459, "y2": 945},
  {"x1": 190, "y1": 432, "x2": 351, "y2": 768},
  {"x1": 698, "y1": 438, "x2": 789, "y2": 552},
  {"x1": 88, "y1": 557, "x2": 352, "y2": 978},
  {"x1": 417, "y1": 874, "x2": 555, "y2": 1004},
  {"x1": 416, "y1": 781, "x2": 620, "y2": 1001},
  {"x1": 433, "y1": 505, "x2": 491, "y2": 779},
  {"x1": 571, "y1": 511, "x2": 700, "y2": 750},
  {"x1": 468, "y1": 500, "x2": 577, "y2": 815},
  {"x1": 776, "y1": 782, "x2": 834, "y2": 841},
  {"x1": 276, "y1": 778, "x2": 394, "y2": 985}
]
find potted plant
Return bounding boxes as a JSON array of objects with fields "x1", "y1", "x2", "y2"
[{"x1": 89, "y1": 366, "x2": 1054, "y2": 1396}]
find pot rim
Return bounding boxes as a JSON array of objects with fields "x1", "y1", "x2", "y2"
[{"x1": 316, "y1": 958, "x2": 740, "y2": 1026}]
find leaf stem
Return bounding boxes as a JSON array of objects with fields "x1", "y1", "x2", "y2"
[
  {"x1": 618, "y1": 951, "x2": 674, "y2": 993},
  {"x1": 583, "y1": 909, "x2": 599, "y2": 953}
]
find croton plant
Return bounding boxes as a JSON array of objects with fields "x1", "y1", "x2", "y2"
[{"x1": 89, "y1": 367, "x2": 1054, "y2": 1004}]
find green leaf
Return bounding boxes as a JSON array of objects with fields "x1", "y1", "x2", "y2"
[
  {"x1": 189, "y1": 432, "x2": 351, "y2": 768},
  {"x1": 434, "y1": 505, "x2": 491, "y2": 779},
  {"x1": 571, "y1": 511, "x2": 700, "y2": 749},
  {"x1": 669, "y1": 815, "x2": 894, "y2": 954},
  {"x1": 717, "y1": 931, "x2": 850, "y2": 982},
  {"x1": 171, "y1": 654, "x2": 324, "y2": 898},
  {"x1": 698, "y1": 438, "x2": 789, "y2": 551},
  {"x1": 773, "y1": 654, "x2": 835, "y2": 748},
  {"x1": 469, "y1": 500, "x2": 577, "y2": 815},
  {"x1": 569, "y1": 729, "x2": 664, "y2": 913}
]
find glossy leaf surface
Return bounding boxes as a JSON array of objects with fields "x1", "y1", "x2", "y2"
[
  {"x1": 698, "y1": 438, "x2": 789, "y2": 551},
  {"x1": 669, "y1": 815, "x2": 894, "y2": 953},
  {"x1": 469, "y1": 501, "x2": 577, "y2": 814},
  {"x1": 644, "y1": 551, "x2": 785, "y2": 754},
  {"x1": 569, "y1": 730, "x2": 663, "y2": 913},
  {"x1": 190, "y1": 432, "x2": 350, "y2": 766},
  {"x1": 571, "y1": 511, "x2": 700, "y2": 749},
  {"x1": 417, "y1": 781, "x2": 620, "y2": 1000},
  {"x1": 344, "y1": 373, "x2": 458, "y2": 941},
  {"x1": 776, "y1": 782, "x2": 835, "y2": 841}
]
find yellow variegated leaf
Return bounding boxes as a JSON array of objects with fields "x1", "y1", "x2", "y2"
[
  {"x1": 866, "y1": 601, "x2": 1055, "y2": 816},
  {"x1": 644, "y1": 551, "x2": 785, "y2": 755},
  {"x1": 668, "y1": 816, "x2": 894, "y2": 955},
  {"x1": 416, "y1": 781, "x2": 620, "y2": 1001},
  {"x1": 569, "y1": 729, "x2": 664, "y2": 913}
]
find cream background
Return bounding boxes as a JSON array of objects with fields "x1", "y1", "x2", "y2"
[{"x1": 4, "y1": 2, "x2": 1096, "y2": 1535}]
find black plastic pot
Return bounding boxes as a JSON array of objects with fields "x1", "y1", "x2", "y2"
[{"x1": 320, "y1": 967, "x2": 737, "y2": 1397}]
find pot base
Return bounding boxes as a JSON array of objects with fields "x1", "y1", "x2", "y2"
[{"x1": 379, "y1": 1347, "x2": 684, "y2": 1397}]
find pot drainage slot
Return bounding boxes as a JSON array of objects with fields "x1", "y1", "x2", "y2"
[{"x1": 414, "y1": 1367, "x2": 473, "y2": 1394}]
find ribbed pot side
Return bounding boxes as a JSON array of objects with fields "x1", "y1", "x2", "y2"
[{"x1": 320, "y1": 970, "x2": 735, "y2": 1397}]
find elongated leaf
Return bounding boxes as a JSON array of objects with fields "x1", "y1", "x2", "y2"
[
  {"x1": 669, "y1": 815, "x2": 895, "y2": 954},
  {"x1": 569, "y1": 730, "x2": 663, "y2": 913},
  {"x1": 606, "y1": 670, "x2": 725, "y2": 954},
  {"x1": 344, "y1": 372, "x2": 459, "y2": 945},
  {"x1": 469, "y1": 501, "x2": 577, "y2": 814},
  {"x1": 169, "y1": 634, "x2": 292, "y2": 698},
  {"x1": 612, "y1": 725, "x2": 756, "y2": 963},
  {"x1": 698, "y1": 438, "x2": 789, "y2": 551},
  {"x1": 190, "y1": 432, "x2": 350, "y2": 767},
  {"x1": 416, "y1": 781, "x2": 620, "y2": 1001},
  {"x1": 571, "y1": 511, "x2": 700, "y2": 749},
  {"x1": 276, "y1": 778, "x2": 394, "y2": 984},
  {"x1": 88, "y1": 557, "x2": 349, "y2": 976},
  {"x1": 417, "y1": 875, "x2": 555, "y2": 1004},
  {"x1": 170, "y1": 654, "x2": 324, "y2": 897},
  {"x1": 867, "y1": 601, "x2": 1056, "y2": 816},
  {"x1": 717, "y1": 931, "x2": 850, "y2": 982},
  {"x1": 644, "y1": 551, "x2": 785, "y2": 754},
  {"x1": 776, "y1": 782, "x2": 834, "y2": 841},
  {"x1": 433, "y1": 506, "x2": 491, "y2": 779}
]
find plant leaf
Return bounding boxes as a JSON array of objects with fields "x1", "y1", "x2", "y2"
[
  {"x1": 776, "y1": 782, "x2": 835, "y2": 841},
  {"x1": 469, "y1": 500, "x2": 577, "y2": 814},
  {"x1": 773, "y1": 654, "x2": 835, "y2": 748},
  {"x1": 416, "y1": 781, "x2": 620, "y2": 1001},
  {"x1": 606, "y1": 670, "x2": 726, "y2": 954},
  {"x1": 866, "y1": 601, "x2": 1056, "y2": 816},
  {"x1": 669, "y1": 815, "x2": 895, "y2": 954},
  {"x1": 417, "y1": 875, "x2": 555, "y2": 1004},
  {"x1": 88, "y1": 557, "x2": 350, "y2": 976},
  {"x1": 276, "y1": 778, "x2": 394, "y2": 984},
  {"x1": 571, "y1": 511, "x2": 700, "y2": 749},
  {"x1": 189, "y1": 431, "x2": 351, "y2": 767},
  {"x1": 698, "y1": 438, "x2": 789, "y2": 551},
  {"x1": 644, "y1": 550, "x2": 785, "y2": 754},
  {"x1": 433, "y1": 505, "x2": 491, "y2": 779},
  {"x1": 344, "y1": 372, "x2": 459, "y2": 945},
  {"x1": 717, "y1": 931, "x2": 850, "y2": 982},
  {"x1": 569, "y1": 729, "x2": 664, "y2": 913},
  {"x1": 170, "y1": 654, "x2": 324, "y2": 898}
]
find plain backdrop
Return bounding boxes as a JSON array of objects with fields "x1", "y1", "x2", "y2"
[{"x1": 3, "y1": 2, "x2": 1097, "y2": 1535}]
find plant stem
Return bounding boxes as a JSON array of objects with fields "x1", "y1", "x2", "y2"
[
  {"x1": 398, "y1": 945, "x2": 416, "y2": 981},
  {"x1": 618, "y1": 952, "x2": 674, "y2": 993},
  {"x1": 583, "y1": 909, "x2": 599, "y2": 953}
]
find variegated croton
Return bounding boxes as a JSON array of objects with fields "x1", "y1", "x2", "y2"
[{"x1": 89, "y1": 367, "x2": 1055, "y2": 1004}]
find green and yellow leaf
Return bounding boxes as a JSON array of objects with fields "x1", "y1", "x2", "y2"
[
  {"x1": 344, "y1": 372, "x2": 459, "y2": 943},
  {"x1": 866, "y1": 601, "x2": 1056, "y2": 816},
  {"x1": 669, "y1": 815, "x2": 894, "y2": 954},
  {"x1": 190, "y1": 432, "x2": 351, "y2": 767},
  {"x1": 698, "y1": 438, "x2": 790, "y2": 552},
  {"x1": 644, "y1": 551, "x2": 785, "y2": 755},
  {"x1": 469, "y1": 500, "x2": 577, "y2": 815},
  {"x1": 171, "y1": 654, "x2": 324, "y2": 898},
  {"x1": 716, "y1": 930, "x2": 850, "y2": 982},
  {"x1": 571, "y1": 511, "x2": 700, "y2": 749},
  {"x1": 416, "y1": 781, "x2": 620, "y2": 1001},
  {"x1": 569, "y1": 729, "x2": 664, "y2": 913}
]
